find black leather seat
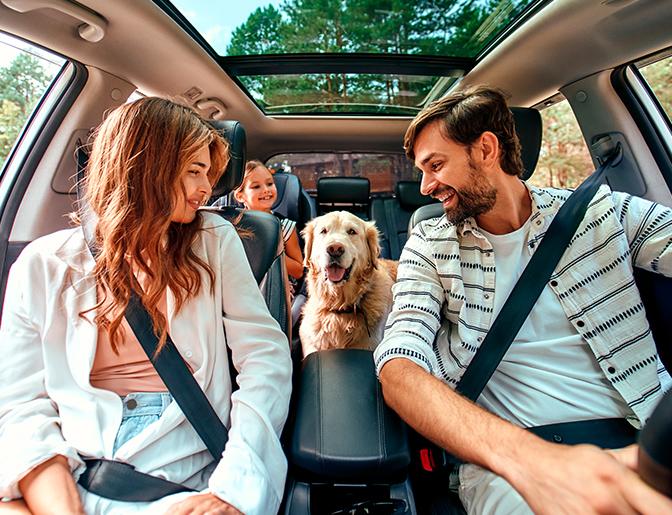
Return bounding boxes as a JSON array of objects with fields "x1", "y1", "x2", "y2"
[
  {"x1": 205, "y1": 121, "x2": 291, "y2": 340},
  {"x1": 371, "y1": 181, "x2": 439, "y2": 260},
  {"x1": 271, "y1": 170, "x2": 316, "y2": 238},
  {"x1": 316, "y1": 176, "x2": 371, "y2": 219}
]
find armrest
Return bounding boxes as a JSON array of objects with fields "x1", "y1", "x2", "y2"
[{"x1": 289, "y1": 349, "x2": 410, "y2": 482}]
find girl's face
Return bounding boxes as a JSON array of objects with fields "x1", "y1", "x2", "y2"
[
  {"x1": 236, "y1": 166, "x2": 277, "y2": 213},
  {"x1": 172, "y1": 145, "x2": 212, "y2": 224}
]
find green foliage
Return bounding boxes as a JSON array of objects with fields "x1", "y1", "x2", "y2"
[
  {"x1": 0, "y1": 53, "x2": 54, "y2": 167},
  {"x1": 640, "y1": 58, "x2": 672, "y2": 120},
  {"x1": 0, "y1": 99, "x2": 23, "y2": 164},
  {"x1": 530, "y1": 101, "x2": 594, "y2": 189},
  {"x1": 226, "y1": 0, "x2": 532, "y2": 113}
]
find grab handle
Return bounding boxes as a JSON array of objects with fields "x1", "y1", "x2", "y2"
[{"x1": 1, "y1": 0, "x2": 107, "y2": 42}]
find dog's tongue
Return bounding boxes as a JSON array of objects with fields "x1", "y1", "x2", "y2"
[{"x1": 326, "y1": 264, "x2": 346, "y2": 282}]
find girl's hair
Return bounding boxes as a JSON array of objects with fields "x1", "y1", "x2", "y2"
[
  {"x1": 234, "y1": 159, "x2": 268, "y2": 199},
  {"x1": 83, "y1": 97, "x2": 229, "y2": 353}
]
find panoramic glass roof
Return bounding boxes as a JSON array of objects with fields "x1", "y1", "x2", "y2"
[{"x1": 157, "y1": 0, "x2": 541, "y2": 115}]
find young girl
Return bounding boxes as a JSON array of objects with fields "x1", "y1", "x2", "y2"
[
  {"x1": 234, "y1": 160, "x2": 305, "y2": 285},
  {"x1": 0, "y1": 98, "x2": 291, "y2": 515}
]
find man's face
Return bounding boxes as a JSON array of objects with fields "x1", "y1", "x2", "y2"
[{"x1": 414, "y1": 122, "x2": 497, "y2": 224}]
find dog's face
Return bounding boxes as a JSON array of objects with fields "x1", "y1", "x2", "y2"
[{"x1": 302, "y1": 211, "x2": 381, "y2": 286}]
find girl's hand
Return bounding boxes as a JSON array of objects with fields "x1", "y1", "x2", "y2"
[{"x1": 164, "y1": 493, "x2": 243, "y2": 515}]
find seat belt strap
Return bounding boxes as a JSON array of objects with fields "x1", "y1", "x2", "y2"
[{"x1": 456, "y1": 144, "x2": 622, "y2": 401}]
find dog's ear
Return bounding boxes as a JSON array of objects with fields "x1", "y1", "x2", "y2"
[
  {"x1": 365, "y1": 220, "x2": 381, "y2": 270},
  {"x1": 301, "y1": 220, "x2": 315, "y2": 269}
]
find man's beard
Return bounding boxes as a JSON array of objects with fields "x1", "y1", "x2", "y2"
[{"x1": 441, "y1": 161, "x2": 498, "y2": 224}]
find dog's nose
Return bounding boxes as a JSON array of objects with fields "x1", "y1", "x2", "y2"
[{"x1": 327, "y1": 243, "x2": 344, "y2": 257}]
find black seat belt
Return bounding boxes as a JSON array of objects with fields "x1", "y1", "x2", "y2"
[
  {"x1": 75, "y1": 143, "x2": 229, "y2": 501},
  {"x1": 456, "y1": 143, "x2": 622, "y2": 401}
]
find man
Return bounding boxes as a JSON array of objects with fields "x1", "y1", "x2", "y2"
[{"x1": 375, "y1": 85, "x2": 672, "y2": 514}]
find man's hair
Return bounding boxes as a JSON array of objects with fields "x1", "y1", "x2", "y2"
[
  {"x1": 83, "y1": 96, "x2": 229, "y2": 353},
  {"x1": 404, "y1": 85, "x2": 524, "y2": 177}
]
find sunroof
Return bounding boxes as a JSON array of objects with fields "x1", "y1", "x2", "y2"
[{"x1": 158, "y1": 0, "x2": 541, "y2": 115}]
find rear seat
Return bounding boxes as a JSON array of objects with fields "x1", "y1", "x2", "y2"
[
  {"x1": 316, "y1": 176, "x2": 370, "y2": 219},
  {"x1": 270, "y1": 170, "x2": 316, "y2": 239},
  {"x1": 371, "y1": 181, "x2": 438, "y2": 260}
]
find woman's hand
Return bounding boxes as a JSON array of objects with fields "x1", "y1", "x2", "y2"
[{"x1": 164, "y1": 493, "x2": 243, "y2": 515}]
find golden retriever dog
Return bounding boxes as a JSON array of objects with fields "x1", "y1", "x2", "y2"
[{"x1": 299, "y1": 211, "x2": 398, "y2": 356}]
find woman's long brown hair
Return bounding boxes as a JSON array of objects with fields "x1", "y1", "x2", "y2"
[{"x1": 83, "y1": 97, "x2": 229, "y2": 353}]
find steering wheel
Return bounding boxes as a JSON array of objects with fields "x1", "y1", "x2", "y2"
[{"x1": 639, "y1": 389, "x2": 672, "y2": 496}]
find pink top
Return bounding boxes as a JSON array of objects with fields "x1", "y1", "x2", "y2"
[{"x1": 90, "y1": 286, "x2": 167, "y2": 397}]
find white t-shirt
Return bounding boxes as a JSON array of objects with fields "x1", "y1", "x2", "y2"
[{"x1": 477, "y1": 219, "x2": 633, "y2": 427}]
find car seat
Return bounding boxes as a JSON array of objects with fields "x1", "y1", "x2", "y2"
[
  {"x1": 271, "y1": 170, "x2": 317, "y2": 238},
  {"x1": 204, "y1": 121, "x2": 292, "y2": 340},
  {"x1": 316, "y1": 176, "x2": 371, "y2": 219},
  {"x1": 371, "y1": 181, "x2": 439, "y2": 260}
]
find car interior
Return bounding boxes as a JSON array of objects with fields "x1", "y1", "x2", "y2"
[{"x1": 1, "y1": 0, "x2": 671, "y2": 512}]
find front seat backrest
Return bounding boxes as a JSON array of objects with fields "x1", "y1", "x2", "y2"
[
  {"x1": 207, "y1": 121, "x2": 291, "y2": 340},
  {"x1": 317, "y1": 176, "x2": 371, "y2": 219}
]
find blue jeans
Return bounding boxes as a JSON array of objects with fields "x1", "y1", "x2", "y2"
[{"x1": 113, "y1": 392, "x2": 173, "y2": 455}]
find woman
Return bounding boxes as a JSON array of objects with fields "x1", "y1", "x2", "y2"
[{"x1": 0, "y1": 98, "x2": 292, "y2": 514}]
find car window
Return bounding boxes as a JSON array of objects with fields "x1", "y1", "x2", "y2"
[
  {"x1": 527, "y1": 100, "x2": 593, "y2": 189},
  {"x1": 0, "y1": 33, "x2": 66, "y2": 169},
  {"x1": 637, "y1": 54, "x2": 672, "y2": 123},
  {"x1": 266, "y1": 152, "x2": 419, "y2": 197}
]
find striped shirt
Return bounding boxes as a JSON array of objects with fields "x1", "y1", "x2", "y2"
[
  {"x1": 279, "y1": 217, "x2": 297, "y2": 245},
  {"x1": 374, "y1": 184, "x2": 672, "y2": 427}
]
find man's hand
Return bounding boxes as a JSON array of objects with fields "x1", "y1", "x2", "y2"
[
  {"x1": 507, "y1": 443, "x2": 672, "y2": 515},
  {"x1": 164, "y1": 493, "x2": 243, "y2": 515}
]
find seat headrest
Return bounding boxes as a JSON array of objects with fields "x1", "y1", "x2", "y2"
[
  {"x1": 396, "y1": 181, "x2": 437, "y2": 211},
  {"x1": 317, "y1": 177, "x2": 370, "y2": 205},
  {"x1": 271, "y1": 172, "x2": 301, "y2": 221},
  {"x1": 209, "y1": 120, "x2": 247, "y2": 197},
  {"x1": 510, "y1": 107, "x2": 542, "y2": 181}
]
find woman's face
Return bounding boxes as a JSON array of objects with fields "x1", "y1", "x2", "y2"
[
  {"x1": 172, "y1": 145, "x2": 212, "y2": 224},
  {"x1": 236, "y1": 166, "x2": 277, "y2": 213}
]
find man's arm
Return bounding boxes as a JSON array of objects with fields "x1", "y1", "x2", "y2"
[{"x1": 379, "y1": 357, "x2": 672, "y2": 515}]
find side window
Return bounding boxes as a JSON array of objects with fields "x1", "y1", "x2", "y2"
[
  {"x1": 527, "y1": 100, "x2": 593, "y2": 189},
  {"x1": 0, "y1": 33, "x2": 66, "y2": 168},
  {"x1": 637, "y1": 54, "x2": 672, "y2": 122}
]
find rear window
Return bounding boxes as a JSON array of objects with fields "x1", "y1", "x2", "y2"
[{"x1": 265, "y1": 152, "x2": 419, "y2": 197}]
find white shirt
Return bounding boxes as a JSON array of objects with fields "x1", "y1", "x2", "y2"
[
  {"x1": 0, "y1": 212, "x2": 292, "y2": 515},
  {"x1": 478, "y1": 220, "x2": 632, "y2": 427}
]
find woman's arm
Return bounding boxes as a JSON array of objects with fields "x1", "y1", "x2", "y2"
[
  {"x1": 284, "y1": 229, "x2": 304, "y2": 280},
  {"x1": 17, "y1": 456, "x2": 84, "y2": 515},
  {"x1": 0, "y1": 238, "x2": 83, "y2": 500}
]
